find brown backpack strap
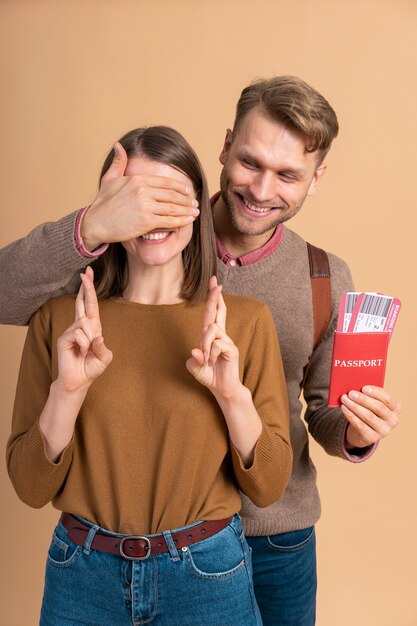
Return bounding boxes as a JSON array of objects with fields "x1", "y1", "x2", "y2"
[{"x1": 307, "y1": 242, "x2": 331, "y2": 346}]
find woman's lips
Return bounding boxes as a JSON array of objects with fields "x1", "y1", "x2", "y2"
[{"x1": 139, "y1": 230, "x2": 174, "y2": 243}]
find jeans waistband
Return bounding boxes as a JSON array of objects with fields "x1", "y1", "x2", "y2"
[{"x1": 60, "y1": 513, "x2": 233, "y2": 560}]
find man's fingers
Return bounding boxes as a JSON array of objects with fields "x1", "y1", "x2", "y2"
[
  {"x1": 144, "y1": 215, "x2": 197, "y2": 234},
  {"x1": 153, "y1": 202, "x2": 199, "y2": 219},
  {"x1": 149, "y1": 186, "x2": 199, "y2": 209},
  {"x1": 346, "y1": 389, "x2": 400, "y2": 427},
  {"x1": 101, "y1": 142, "x2": 128, "y2": 183},
  {"x1": 341, "y1": 405, "x2": 378, "y2": 444},
  {"x1": 341, "y1": 391, "x2": 399, "y2": 441},
  {"x1": 146, "y1": 174, "x2": 195, "y2": 198},
  {"x1": 361, "y1": 386, "x2": 402, "y2": 415},
  {"x1": 341, "y1": 395, "x2": 382, "y2": 430}
]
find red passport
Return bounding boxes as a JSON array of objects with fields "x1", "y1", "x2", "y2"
[{"x1": 328, "y1": 331, "x2": 390, "y2": 407}]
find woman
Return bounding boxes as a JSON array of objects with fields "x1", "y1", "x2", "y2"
[{"x1": 7, "y1": 126, "x2": 291, "y2": 625}]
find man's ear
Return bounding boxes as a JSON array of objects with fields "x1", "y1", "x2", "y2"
[
  {"x1": 307, "y1": 163, "x2": 327, "y2": 196},
  {"x1": 219, "y1": 129, "x2": 233, "y2": 165}
]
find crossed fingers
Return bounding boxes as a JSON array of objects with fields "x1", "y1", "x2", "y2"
[
  {"x1": 70, "y1": 266, "x2": 102, "y2": 356},
  {"x1": 76, "y1": 266, "x2": 100, "y2": 322},
  {"x1": 201, "y1": 276, "x2": 230, "y2": 364}
]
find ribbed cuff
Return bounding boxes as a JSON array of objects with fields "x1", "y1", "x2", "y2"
[
  {"x1": 8, "y1": 420, "x2": 74, "y2": 507},
  {"x1": 43, "y1": 211, "x2": 90, "y2": 273},
  {"x1": 75, "y1": 206, "x2": 109, "y2": 258},
  {"x1": 25, "y1": 420, "x2": 74, "y2": 478},
  {"x1": 342, "y1": 421, "x2": 378, "y2": 462},
  {"x1": 231, "y1": 426, "x2": 292, "y2": 509},
  {"x1": 242, "y1": 506, "x2": 321, "y2": 537},
  {"x1": 231, "y1": 425, "x2": 280, "y2": 479}
]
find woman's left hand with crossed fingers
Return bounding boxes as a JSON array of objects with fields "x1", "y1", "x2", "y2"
[
  {"x1": 186, "y1": 276, "x2": 241, "y2": 400},
  {"x1": 186, "y1": 276, "x2": 262, "y2": 466}
]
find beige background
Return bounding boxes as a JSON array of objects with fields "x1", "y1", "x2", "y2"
[{"x1": 0, "y1": 1, "x2": 416, "y2": 624}]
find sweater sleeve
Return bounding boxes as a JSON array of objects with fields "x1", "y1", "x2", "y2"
[
  {"x1": 6, "y1": 305, "x2": 75, "y2": 508},
  {"x1": 230, "y1": 303, "x2": 292, "y2": 508},
  {"x1": 0, "y1": 212, "x2": 87, "y2": 325},
  {"x1": 303, "y1": 254, "x2": 377, "y2": 462}
]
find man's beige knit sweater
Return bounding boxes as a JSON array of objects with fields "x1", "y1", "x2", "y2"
[{"x1": 1, "y1": 212, "x2": 368, "y2": 537}]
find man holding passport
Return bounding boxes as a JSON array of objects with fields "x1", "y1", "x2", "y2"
[{"x1": 0, "y1": 75, "x2": 401, "y2": 625}]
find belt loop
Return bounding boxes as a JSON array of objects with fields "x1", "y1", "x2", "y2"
[
  {"x1": 83, "y1": 523, "x2": 100, "y2": 555},
  {"x1": 162, "y1": 530, "x2": 180, "y2": 562}
]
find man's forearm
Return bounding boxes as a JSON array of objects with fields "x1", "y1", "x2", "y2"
[{"x1": 0, "y1": 211, "x2": 88, "y2": 325}]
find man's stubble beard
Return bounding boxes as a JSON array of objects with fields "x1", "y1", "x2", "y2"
[{"x1": 219, "y1": 167, "x2": 305, "y2": 237}]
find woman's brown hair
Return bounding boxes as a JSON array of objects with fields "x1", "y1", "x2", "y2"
[{"x1": 94, "y1": 126, "x2": 217, "y2": 305}]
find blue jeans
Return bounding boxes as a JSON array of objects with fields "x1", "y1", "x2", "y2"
[
  {"x1": 40, "y1": 514, "x2": 262, "y2": 625},
  {"x1": 247, "y1": 526, "x2": 317, "y2": 626}
]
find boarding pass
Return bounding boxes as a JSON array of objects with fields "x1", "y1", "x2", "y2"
[{"x1": 337, "y1": 292, "x2": 401, "y2": 339}]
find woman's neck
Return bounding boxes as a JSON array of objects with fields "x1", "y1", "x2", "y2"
[{"x1": 123, "y1": 258, "x2": 185, "y2": 305}]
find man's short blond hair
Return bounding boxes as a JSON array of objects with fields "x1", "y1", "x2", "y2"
[{"x1": 233, "y1": 76, "x2": 339, "y2": 163}]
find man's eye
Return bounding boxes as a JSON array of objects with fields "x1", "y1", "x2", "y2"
[
  {"x1": 279, "y1": 173, "x2": 297, "y2": 181},
  {"x1": 242, "y1": 159, "x2": 258, "y2": 169}
]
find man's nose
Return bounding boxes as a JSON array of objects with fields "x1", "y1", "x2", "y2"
[{"x1": 249, "y1": 172, "x2": 277, "y2": 204}]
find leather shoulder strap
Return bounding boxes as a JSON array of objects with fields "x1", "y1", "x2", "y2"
[{"x1": 307, "y1": 242, "x2": 331, "y2": 346}]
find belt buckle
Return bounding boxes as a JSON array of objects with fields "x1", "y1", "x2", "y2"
[{"x1": 119, "y1": 535, "x2": 152, "y2": 560}]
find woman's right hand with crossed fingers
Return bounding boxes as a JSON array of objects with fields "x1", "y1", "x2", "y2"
[
  {"x1": 39, "y1": 266, "x2": 112, "y2": 462},
  {"x1": 57, "y1": 266, "x2": 113, "y2": 392}
]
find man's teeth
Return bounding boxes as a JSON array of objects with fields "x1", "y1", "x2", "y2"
[
  {"x1": 243, "y1": 198, "x2": 272, "y2": 213},
  {"x1": 141, "y1": 232, "x2": 170, "y2": 240}
]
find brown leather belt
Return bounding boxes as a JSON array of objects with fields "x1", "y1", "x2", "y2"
[{"x1": 60, "y1": 513, "x2": 233, "y2": 560}]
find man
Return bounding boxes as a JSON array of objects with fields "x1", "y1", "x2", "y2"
[{"x1": 1, "y1": 76, "x2": 401, "y2": 625}]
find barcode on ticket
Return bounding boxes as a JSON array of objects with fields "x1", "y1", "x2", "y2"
[
  {"x1": 360, "y1": 294, "x2": 392, "y2": 318},
  {"x1": 338, "y1": 291, "x2": 401, "y2": 338}
]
